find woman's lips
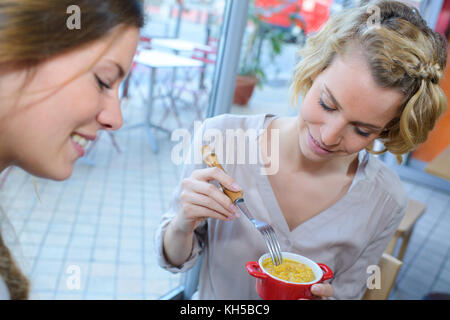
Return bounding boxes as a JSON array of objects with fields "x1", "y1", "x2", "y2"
[
  {"x1": 70, "y1": 132, "x2": 95, "y2": 157},
  {"x1": 307, "y1": 132, "x2": 333, "y2": 156}
]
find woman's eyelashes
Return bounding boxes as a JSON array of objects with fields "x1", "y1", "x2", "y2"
[
  {"x1": 318, "y1": 97, "x2": 335, "y2": 112},
  {"x1": 318, "y1": 98, "x2": 371, "y2": 137},
  {"x1": 95, "y1": 74, "x2": 112, "y2": 91},
  {"x1": 354, "y1": 127, "x2": 371, "y2": 137}
]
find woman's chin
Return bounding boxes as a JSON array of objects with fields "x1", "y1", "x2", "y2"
[
  {"x1": 27, "y1": 165, "x2": 73, "y2": 181},
  {"x1": 51, "y1": 172, "x2": 73, "y2": 181},
  {"x1": 50, "y1": 167, "x2": 73, "y2": 181}
]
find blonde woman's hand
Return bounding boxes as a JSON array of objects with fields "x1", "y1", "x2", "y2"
[{"x1": 173, "y1": 167, "x2": 242, "y2": 234}]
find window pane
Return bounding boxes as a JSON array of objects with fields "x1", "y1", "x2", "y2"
[{"x1": 231, "y1": 0, "x2": 359, "y2": 118}]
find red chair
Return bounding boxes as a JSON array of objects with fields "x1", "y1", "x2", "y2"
[
  {"x1": 255, "y1": 0, "x2": 333, "y2": 36},
  {"x1": 190, "y1": 37, "x2": 218, "y2": 89},
  {"x1": 299, "y1": 0, "x2": 333, "y2": 35},
  {"x1": 121, "y1": 36, "x2": 153, "y2": 100}
]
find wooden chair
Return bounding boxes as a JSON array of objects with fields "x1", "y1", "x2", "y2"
[
  {"x1": 363, "y1": 253, "x2": 403, "y2": 300},
  {"x1": 385, "y1": 199, "x2": 426, "y2": 260}
]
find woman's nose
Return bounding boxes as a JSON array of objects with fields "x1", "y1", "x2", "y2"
[
  {"x1": 97, "y1": 95, "x2": 124, "y2": 131},
  {"x1": 320, "y1": 120, "x2": 345, "y2": 147}
]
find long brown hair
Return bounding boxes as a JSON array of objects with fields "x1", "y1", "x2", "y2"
[{"x1": 0, "y1": 0, "x2": 144, "y2": 300}]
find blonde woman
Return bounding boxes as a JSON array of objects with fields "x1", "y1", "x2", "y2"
[
  {"x1": 0, "y1": 0, "x2": 144, "y2": 299},
  {"x1": 157, "y1": 0, "x2": 447, "y2": 299}
]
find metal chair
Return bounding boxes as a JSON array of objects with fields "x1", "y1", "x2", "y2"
[
  {"x1": 121, "y1": 36, "x2": 153, "y2": 100},
  {"x1": 165, "y1": 37, "x2": 218, "y2": 129}
]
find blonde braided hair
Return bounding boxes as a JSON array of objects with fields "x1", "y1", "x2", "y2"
[
  {"x1": 291, "y1": 0, "x2": 447, "y2": 163},
  {"x1": 414, "y1": 63, "x2": 442, "y2": 84}
]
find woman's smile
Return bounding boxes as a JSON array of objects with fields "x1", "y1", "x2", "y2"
[
  {"x1": 70, "y1": 132, "x2": 95, "y2": 157},
  {"x1": 0, "y1": 26, "x2": 139, "y2": 180}
]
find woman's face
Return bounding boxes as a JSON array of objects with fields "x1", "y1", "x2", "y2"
[
  {"x1": 297, "y1": 48, "x2": 405, "y2": 163},
  {"x1": 0, "y1": 26, "x2": 139, "y2": 180}
]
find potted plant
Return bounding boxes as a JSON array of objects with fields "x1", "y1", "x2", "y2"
[{"x1": 233, "y1": 5, "x2": 286, "y2": 106}]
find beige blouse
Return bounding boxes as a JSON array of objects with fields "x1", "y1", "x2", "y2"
[{"x1": 155, "y1": 113, "x2": 408, "y2": 300}]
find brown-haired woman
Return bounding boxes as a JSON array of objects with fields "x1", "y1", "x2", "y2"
[{"x1": 0, "y1": 0, "x2": 144, "y2": 299}]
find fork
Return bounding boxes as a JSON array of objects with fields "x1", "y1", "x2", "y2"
[{"x1": 202, "y1": 145, "x2": 283, "y2": 266}]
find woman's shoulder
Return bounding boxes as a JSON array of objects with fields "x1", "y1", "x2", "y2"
[{"x1": 364, "y1": 154, "x2": 409, "y2": 212}]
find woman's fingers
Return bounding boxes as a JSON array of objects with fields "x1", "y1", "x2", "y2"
[
  {"x1": 184, "y1": 177, "x2": 237, "y2": 215},
  {"x1": 178, "y1": 167, "x2": 242, "y2": 226},
  {"x1": 184, "y1": 191, "x2": 237, "y2": 220},
  {"x1": 182, "y1": 201, "x2": 236, "y2": 222}
]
